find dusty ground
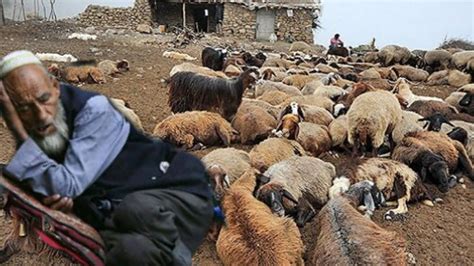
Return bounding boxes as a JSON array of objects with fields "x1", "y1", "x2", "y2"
[{"x1": 0, "y1": 21, "x2": 473, "y2": 265}]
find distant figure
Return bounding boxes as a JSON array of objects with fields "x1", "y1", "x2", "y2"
[{"x1": 330, "y1": 33, "x2": 344, "y2": 48}]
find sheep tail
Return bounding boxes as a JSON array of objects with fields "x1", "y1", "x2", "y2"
[{"x1": 328, "y1": 176, "x2": 351, "y2": 199}]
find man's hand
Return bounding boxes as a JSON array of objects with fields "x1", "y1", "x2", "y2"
[
  {"x1": 0, "y1": 81, "x2": 28, "y2": 142},
  {"x1": 43, "y1": 194, "x2": 74, "y2": 213}
]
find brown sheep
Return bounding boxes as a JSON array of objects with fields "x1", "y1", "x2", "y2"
[
  {"x1": 310, "y1": 181, "x2": 407, "y2": 265},
  {"x1": 392, "y1": 131, "x2": 474, "y2": 188},
  {"x1": 98, "y1": 59, "x2": 129, "y2": 76},
  {"x1": 282, "y1": 75, "x2": 319, "y2": 90},
  {"x1": 249, "y1": 138, "x2": 306, "y2": 173},
  {"x1": 231, "y1": 104, "x2": 277, "y2": 144},
  {"x1": 216, "y1": 169, "x2": 304, "y2": 266},
  {"x1": 334, "y1": 82, "x2": 377, "y2": 117},
  {"x1": 152, "y1": 111, "x2": 237, "y2": 150},
  {"x1": 408, "y1": 100, "x2": 474, "y2": 123},
  {"x1": 257, "y1": 90, "x2": 291, "y2": 106},
  {"x1": 49, "y1": 64, "x2": 106, "y2": 84},
  {"x1": 281, "y1": 95, "x2": 335, "y2": 113},
  {"x1": 241, "y1": 99, "x2": 280, "y2": 119},
  {"x1": 296, "y1": 122, "x2": 332, "y2": 157}
]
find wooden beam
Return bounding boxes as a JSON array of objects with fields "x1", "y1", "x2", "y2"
[{"x1": 0, "y1": 0, "x2": 5, "y2": 25}]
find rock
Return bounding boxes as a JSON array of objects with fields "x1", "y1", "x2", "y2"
[
  {"x1": 84, "y1": 26, "x2": 96, "y2": 34},
  {"x1": 136, "y1": 24, "x2": 152, "y2": 34}
]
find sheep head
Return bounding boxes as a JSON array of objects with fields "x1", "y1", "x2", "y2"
[
  {"x1": 255, "y1": 179, "x2": 299, "y2": 217},
  {"x1": 345, "y1": 180, "x2": 385, "y2": 217},
  {"x1": 261, "y1": 68, "x2": 276, "y2": 80},
  {"x1": 88, "y1": 68, "x2": 106, "y2": 84},
  {"x1": 116, "y1": 59, "x2": 130, "y2": 72},
  {"x1": 208, "y1": 164, "x2": 231, "y2": 202},
  {"x1": 241, "y1": 67, "x2": 261, "y2": 91},
  {"x1": 47, "y1": 63, "x2": 61, "y2": 79},
  {"x1": 273, "y1": 114, "x2": 300, "y2": 140},
  {"x1": 419, "y1": 151, "x2": 454, "y2": 193},
  {"x1": 447, "y1": 127, "x2": 468, "y2": 145},
  {"x1": 460, "y1": 93, "x2": 472, "y2": 107},
  {"x1": 418, "y1": 113, "x2": 455, "y2": 132}
]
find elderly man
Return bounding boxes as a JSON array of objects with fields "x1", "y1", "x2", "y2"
[{"x1": 0, "y1": 50, "x2": 213, "y2": 265}]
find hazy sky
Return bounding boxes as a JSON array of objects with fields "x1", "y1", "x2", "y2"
[{"x1": 317, "y1": 0, "x2": 474, "y2": 50}]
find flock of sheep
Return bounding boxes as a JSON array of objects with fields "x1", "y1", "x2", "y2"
[
  {"x1": 148, "y1": 41, "x2": 474, "y2": 265},
  {"x1": 40, "y1": 41, "x2": 474, "y2": 264}
]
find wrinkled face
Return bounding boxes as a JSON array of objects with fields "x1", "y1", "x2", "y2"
[
  {"x1": 428, "y1": 161, "x2": 452, "y2": 193},
  {"x1": 208, "y1": 165, "x2": 230, "y2": 201},
  {"x1": 3, "y1": 64, "x2": 60, "y2": 139}
]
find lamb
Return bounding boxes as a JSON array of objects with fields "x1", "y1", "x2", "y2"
[
  {"x1": 231, "y1": 104, "x2": 277, "y2": 144},
  {"x1": 152, "y1": 111, "x2": 237, "y2": 150},
  {"x1": 392, "y1": 78, "x2": 444, "y2": 107},
  {"x1": 163, "y1": 51, "x2": 196, "y2": 61},
  {"x1": 201, "y1": 148, "x2": 251, "y2": 200},
  {"x1": 347, "y1": 90, "x2": 403, "y2": 156},
  {"x1": 97, "y1": 59, "x2": 129, "y2": 76},
  {"x1": 249, "y1": 138, "x2": 306, "y2": 173},
  {"x1": 201, "y1": 47, "x2": 227, "y2": 70},
  {"x1": 391, "y1": 65, "x2": 429, "y2": 82},
  {"x1": 109, "y1": 98, "x2": 144, "y2": 131},
  {"x1": 168, "y1": 68, "x2": 259, "y2": 121},
  {"x1": 57, "y1": 64, "x2": 106, "y2": 84},
  {"x1": 254, "y1": 80, "x2": 302, "y2": 98},
  {"x1": 424, "y1": 50, "x2": 452, "y2": 72},
  {"x1": 408, "y1": 100, "x2": 474, "y2": 123},
  {"x1": 169, "y1": 63, "x2": 228, "y2": 79},
  {"x1": 452, "y1": 50, "x2": 474, "y2": 69},
  {"x1": 216, "y1": 169, "x2": 304, "y2": 266},
  {"x1": 309, "y1": 181, "x2": 407, "y2": 265},
  {"x1": 67, "y1": 33, "x2": 97, "y2": 41},
  {"x1": 257, "y1": 90, "x2": 291, "y2": 106},
  {"x1": 334, "y1": 158, "x2": 434, "y2": 220},
  {"x1": 35, "y1": 52, "x2": 78, "y2": 63},
  {"x1": 391, "y1": 111, "x2": 424, "y2": 144},
  {"x1": 392, "y1": 131, "x2": 474, "y2": 189},
  {"x1": 256, "y1": 156, "x2": 336, "y2": 226}
]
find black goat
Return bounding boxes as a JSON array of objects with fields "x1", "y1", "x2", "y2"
[
  {"x1": 202, "y1": 47, "x2": 227, "y2": 71},
  {"x1": 419, "y1": 112, "x2": 455, "y2": 132},
  {"x1": 327, "y1": 46, "x2": 349, "y2": 57},
  {"x1": 168, "y1": 68, "x2": 260, "y2": 121}
]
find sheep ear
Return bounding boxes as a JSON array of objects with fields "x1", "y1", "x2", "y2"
[
  {"x1": 298, "y1": 107, "x2": 305, "y2": 121},
  {"x1": 282, "y1": 190, "x2": 299, "y2": 204}
]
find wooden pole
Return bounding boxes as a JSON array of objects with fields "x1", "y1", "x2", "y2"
[
  {"x1": 0, "y1": 0, "x2": 5, "y2": 25},
  {"x1": 182, "y1": 2, "x2": 186, "y2": 28}
]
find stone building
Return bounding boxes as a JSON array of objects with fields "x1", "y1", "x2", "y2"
[{"x1": 80, "y1": 0, "x2": 321, "y2": 43}]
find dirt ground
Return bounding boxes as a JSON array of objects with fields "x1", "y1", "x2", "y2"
[{"x1": 0, "y1": 21, "x2": 473, "y2": 265}]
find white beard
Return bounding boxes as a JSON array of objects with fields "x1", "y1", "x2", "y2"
[{"x1": 33, "y1": 103, "x2": 69, "y2": 159}]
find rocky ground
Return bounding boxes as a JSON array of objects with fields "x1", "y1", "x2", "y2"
[{"x1": 0, "y1": 20, "x2": 473, "y2": 265}]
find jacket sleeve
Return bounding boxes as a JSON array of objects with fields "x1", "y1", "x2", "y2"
[{"x1": 5, "y1": 96, "x2": 130, "y2": 198}]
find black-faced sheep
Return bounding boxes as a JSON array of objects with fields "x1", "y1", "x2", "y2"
[
  {"x1": 392, "y1": 131, "x2": 474, "y2": 190},
  {"x1": 168, "y1": 68, "x2": 260, "y2": 121},
  {"x1": 440, "y1": 120, "x2": 474, "y2": 160},
  {"x1": 256, "y1": 156, "x2": 336, "y2": 227},
  {"x1": 202, "y1": 47, "x2": 227, "y2": 71},
  {"x1": 231, "y1": 104, "x2": 277, "y2": 144},
  {"x1": 418, "y1": 113, "x2": 455, "y2": 132},
  {"x1": 216, "y1": 169, "x2": 304, "y2": 266},
  {"x1": 309, "y1": 181, "x2": 407, "y2": 265},
  {"x1": 152, "y1": 111, "x2": 238, "y2": 150},
  {"x1": 460, "y1": 92, "x2": 473, "y2": 116},
  {"x1": 347, "y1": 90, "x2": 403, "y2": 156},
  {"x1": 249, "y1": 138, "x2": 306, "y2": 173},
  {"x1": 333, "y1": 158, "x2": 435, "y2": 220},
  {"x1": 202, "y1": 148, "x2": 251, "y2": 201}
]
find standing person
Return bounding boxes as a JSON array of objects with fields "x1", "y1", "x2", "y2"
[
  {"x1": 330, "y1": 33, "x2": 344, "y2": 48},
  {"x1": 0, "y1": 50, "x2": 214, "y2": 265}
]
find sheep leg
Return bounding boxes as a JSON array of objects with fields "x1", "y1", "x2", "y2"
[
  {"x1": 384, "y1": 197, "x2": 408, "y2": 221},
  {"x1": 215, "y1": 125, "x2": 231, "y2": 147}
]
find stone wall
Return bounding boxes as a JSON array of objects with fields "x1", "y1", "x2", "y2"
[
  {"x1": 79, "y1": 0, "x2": 153, "y2": 29},
  {"x1": 222, "y1": 3, "x2": 313, "y2": 43},
  {"x1": 275, "y1": 9, "x2": 313, "y2": 43},
  {"x1": 222, "y1": 3, "x2": 256, "y2": 40}
]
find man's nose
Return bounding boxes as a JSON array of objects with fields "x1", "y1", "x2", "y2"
[{"x1": 36, "y1": 105, "x2": 50, "y2": 124}]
